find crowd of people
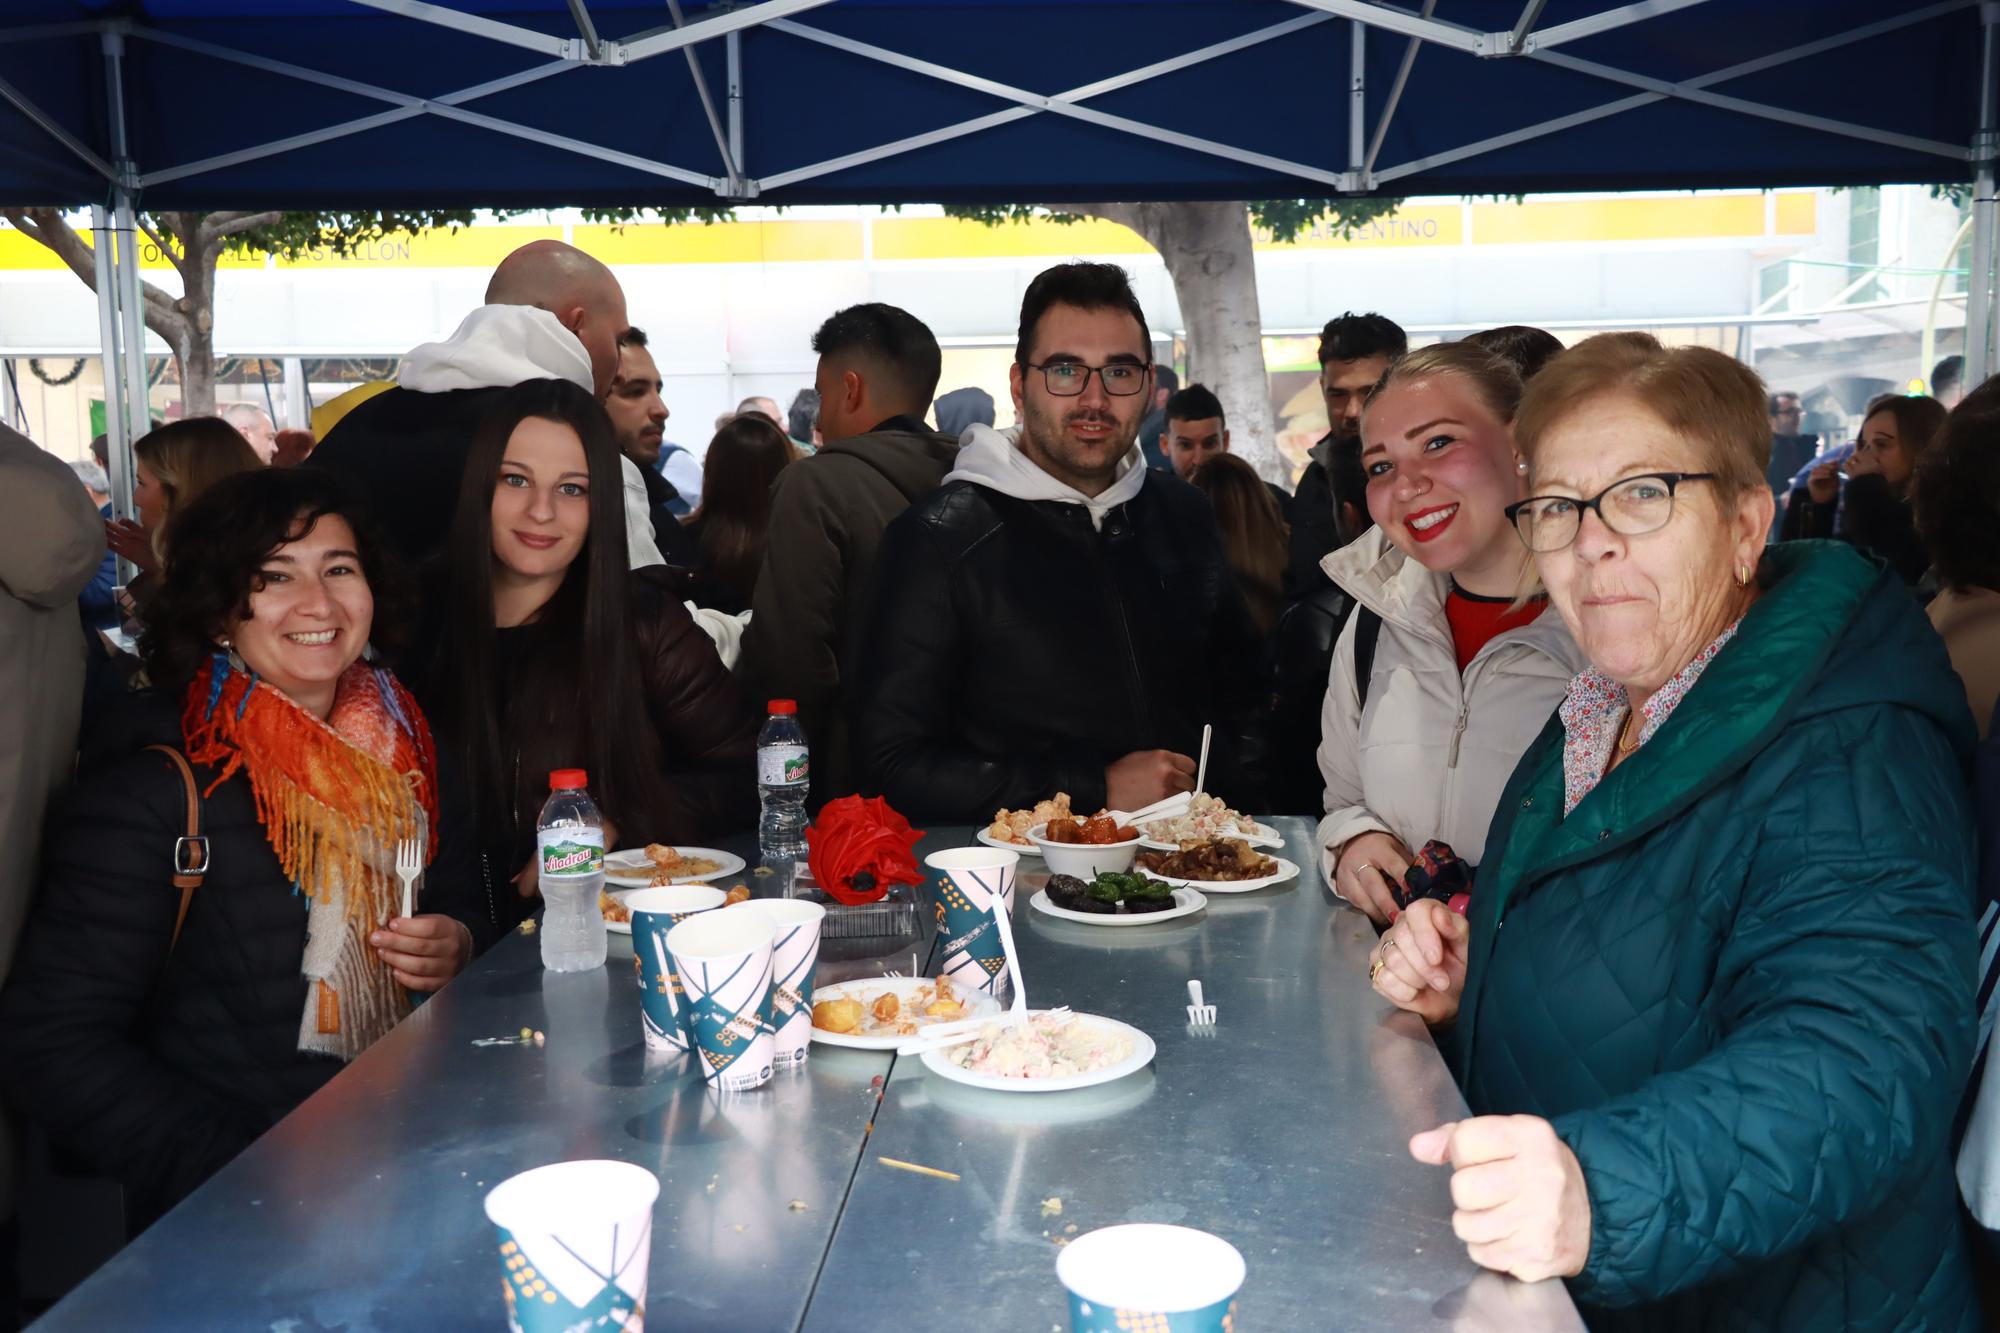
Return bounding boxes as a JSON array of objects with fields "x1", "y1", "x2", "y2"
[{"x1": 1, "y1": 236, "x2": 1998, "y2": 1328}]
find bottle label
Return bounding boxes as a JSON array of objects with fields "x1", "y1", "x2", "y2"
[
  {"x1": 539, "y1": 829, "x2": 604, "y2": 878},
  {"x1": 758, "y1": 745, "x2": 809, "y2": 787}
]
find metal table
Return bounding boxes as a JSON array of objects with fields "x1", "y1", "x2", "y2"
[{"x1": 34, "y1": 820, "x2": 1580, "y2": 1331}]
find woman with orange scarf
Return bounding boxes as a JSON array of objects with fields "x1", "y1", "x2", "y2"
[{"x1": 0, "y1": 469, "x2": 486, "y2": 1232}]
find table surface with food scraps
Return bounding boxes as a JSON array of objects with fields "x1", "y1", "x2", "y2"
[{"x1": 33, "y1": 819, "x2": 1583, "y2": 1332}]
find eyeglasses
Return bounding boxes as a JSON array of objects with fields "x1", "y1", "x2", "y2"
[
  {"x1": 1505, "y1": 472, "x2": 1717, "y2": 552},
  {"x1": 1024, "y1": 360, "x2": 1152, "y2": 397}
]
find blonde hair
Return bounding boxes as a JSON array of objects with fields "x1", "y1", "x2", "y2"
[
  {"x1": 136, "y1": 417, "x2": 263, "y2": 563},
  {"x1": 1514, "y1": 333, "x2": 1768, "y2": 498}
]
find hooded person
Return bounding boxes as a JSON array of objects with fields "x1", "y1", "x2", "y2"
[
  {"x1": 309, "y1": 240, "x2": 662, "y2": 571},
  {"x1": 932, "y1": 385, "x2": 996, "y2": 442},
  {"x1": 738, "y1": 304, "x2": 960, "y2": 808},
  {"x1": 850, "y1": 263, "x2": 1265, "y2": 823}
]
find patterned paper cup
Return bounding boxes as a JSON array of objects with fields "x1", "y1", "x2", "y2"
[
  {"x1": 1057, "y1": 1224, "x2": 1245, "y2": 1333},
  {"x1": 485, "y1": 1159, "x2": 658, "y2": 1333},
  {"x1": 749, "y1": 898, "x2": 825, "y2": 1068},
  {"x1": 627, "y1": 885, "x2": 729, "y2": 1052},
  {"x1": 923, "y1": 847, "x2": 1019, "y2": 999},
  {"x1": 666, "y1": 903, "x2": 777, "y2": 1092}
]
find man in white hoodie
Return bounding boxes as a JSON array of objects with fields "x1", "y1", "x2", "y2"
[
  {"x1": 851, "y1": 262, "x2": 1264, "y2": 823},
  {"x1": 311, "y1": 239, "x2": 663, "y2": 570}
]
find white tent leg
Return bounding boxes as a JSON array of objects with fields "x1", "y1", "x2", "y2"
[
  {"x1": 1966, "y1": 2, "x2": 2000, "y2": 388},
  {"x1": 91, "y1": 204, "x2": 133, "y2": 532}
]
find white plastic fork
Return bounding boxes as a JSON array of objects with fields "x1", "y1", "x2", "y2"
[
  {"x1": 394, "y1": 837, "x2": 423, "y2": 919},
  {"x1": 896, "y1": 1006, "x2": 1071, "y2": 1058},
  {"x1": 1186, "y1": 979, "x2": 1216, "y2": 1027}
]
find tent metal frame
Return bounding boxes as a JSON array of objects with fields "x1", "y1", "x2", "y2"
[{"x1": 0, "y1": 0, "x2": 1992, "y2": 506}]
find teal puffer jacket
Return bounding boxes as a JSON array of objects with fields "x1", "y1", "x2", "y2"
[{"x1": 1455, "y1": 542, "x2": 1980, "y2": 1331}]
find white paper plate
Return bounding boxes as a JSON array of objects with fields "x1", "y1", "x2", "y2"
[
  {"x1": 922, "y1": 1012, "x2": 1155, "y2": 1093},
  {"x1": 808, "y1": 977, "x2": 1002, "y2": 1051},
  {"x1": 1028, "y1": 887, "x2": 1206, "y2": 927},
  {"x1": 1136, "y1": 821, "x2": 1284, "y2": 851},
  {"x1": 602, "y1": 846, "x2": 747, "y2": 887},
  {"x1": 976, "y1": 827, "x2": 1040, "y2": 856},
  {"x1": 1135, "y1": 856, "x2": 1300, "y2": 895},
  {"x1": 602, "y1": 887, "x2": 636, "y2": 935}
]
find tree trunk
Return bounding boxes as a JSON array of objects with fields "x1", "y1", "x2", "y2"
[
  {"x1": 1076, "y1": 201, "x2": 1278, "y2": 482},
  {"x1": 175, "y1": 236, "x2": 219, "y2": 417}
]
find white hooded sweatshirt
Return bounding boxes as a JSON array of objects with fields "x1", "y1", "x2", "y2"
[
  {"x1": 397, "y1": 304, "x2": 664, "y2": 570},
  {"x1": 944, "y1": 422, "x2": 1148, "y2": 530}
]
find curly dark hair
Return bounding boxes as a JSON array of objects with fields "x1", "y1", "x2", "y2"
[
  {"x1": 1914, "y1": 377, "x2": 2000, "y2": 593},
  {"x1": 140, "y1": 468, "x2": 413, "y2": 691}
]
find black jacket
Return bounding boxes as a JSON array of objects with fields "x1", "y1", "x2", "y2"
[
  {"x1": 309, "y1": 385, "x2": 505, "y2": 566},
  {"x1": 1285, "y1": 432, "x2": 1340, "y2": 600},
  {"x1": 851, "y1": 474, "x2": 1265, "y2": 822},
  {"x1": 1265, "y1": 581, "x2": 1358, "y2": 816},
  {"x1": 1784, "y1": 474, "x2": 1929, "y2": 587},
  {"x1": 0, "y1": 687, "x2": 487, "y2": 1233}
]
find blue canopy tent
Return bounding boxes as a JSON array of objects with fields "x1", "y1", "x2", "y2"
[{"x1": 0, "y1": 0, "x2": 1992, "y2": 488}]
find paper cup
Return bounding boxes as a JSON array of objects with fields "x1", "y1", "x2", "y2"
[
  {"x1": 485, "y1": 1159, "x2": 659, "y2": 1333},
  {"x1": 627, "y1": 885, "x2": 730, "y2": 1052},
  {"x1": 1057, "y1": 1224, "x2": 1245, "y2": 1333},
  {"x1": 924, "y1": 846, "x2": 1018, "y2": 998},
  {"x1": 750, "y1": 898, "x2": 825, "y2": 1067},
  {"x1": 666, "y1": 903, "x2": 777, "y2": 1092}
]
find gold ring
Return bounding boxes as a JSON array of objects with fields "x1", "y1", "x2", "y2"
[{"x1": 1369, "y1": 957, "x2": 1386, "y2": 984}]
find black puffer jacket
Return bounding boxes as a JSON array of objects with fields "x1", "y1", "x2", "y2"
[
  {"x1": 0, "y1": 688, "x2": 487, "y2": 1233},
  {"x1": 851, "y1": 475, "x2": 1265, "y2": 822},
  {"x1": 1265, "y1": 582, "x2": 1358, "y2": 816}
]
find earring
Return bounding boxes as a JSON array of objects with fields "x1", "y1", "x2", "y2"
[
  {"x1": 1736, "y1": 562, "x2": 1753, "y2": 587},
  {"x1": 216, "y1": 634, "x2": 231, "y2": 648},
  {"x1": 1515, "y1": 461, "x2": 1529, "y2": 475}
]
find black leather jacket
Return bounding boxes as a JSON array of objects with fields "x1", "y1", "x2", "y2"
[{"x1": 851, "y1": 475, "x2": 1266, "y2": 822}]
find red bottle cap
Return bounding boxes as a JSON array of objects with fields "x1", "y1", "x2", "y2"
[
  {"x1": 768, "y1": 700, "x2": 798, "y2": 715},
  {"x1": 549, "y1": 769, "x2": 588, "y2": 790}
]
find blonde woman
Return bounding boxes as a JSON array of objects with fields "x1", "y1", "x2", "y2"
[
  {"x1": 1316, "y1": 343, "x2": 1585, "y2": 924},
  {"x1": 105, "y1": 417, "x2": 262, "y2": 580}
]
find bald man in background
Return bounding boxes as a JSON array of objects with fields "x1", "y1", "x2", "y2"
[{"x1": 311, "y1": 239, "x2": 662, "y2": 567}]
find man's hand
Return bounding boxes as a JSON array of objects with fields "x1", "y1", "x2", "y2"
[
  {"x1": 1370, "y1": 897, "x2": 1469, "y2": 1024},
  {"x1": 1104, "y1": 749, "x2": 1196, "y2": 812},
  {"x1": 1410, "y1": 1116, "x2": 1592, "y2": 1284},
  {"x1": 1333, "y1": 831, "x2": 1412, "y2": 925},
  {"x1": 370, "y1": 914, "x2": 475, "y2": 992}
]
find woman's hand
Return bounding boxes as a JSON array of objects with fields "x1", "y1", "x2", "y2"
[
  {"x1": 105, "y1": 517, "x2": 154, "y2": 571},
  {"x1": 1370, "y1": 896, "x2": 1469, "y2": 1024},
  {"x1": 371, "y1": 914, "x2": 474, "y2": 992},
  {"x1": 1410, "y1": 1115, "x2": 1591, "y2": 1284},
  {"x1": 1806, "y1": 459, "x2": 1841, "y2": 504},
  {"x1": 1843, "y1": 445, "x2": 1880, "y2": 479},
  {"x1": 1334, "y1": 831, "x2": 1413, "y2": 925}
]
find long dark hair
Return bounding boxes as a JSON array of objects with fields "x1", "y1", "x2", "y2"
[
  {"x1": 1188, "y1": 453, "x2": 1288, "y2": 637},
  {"x1": 142, "y1": 467, "x2": 411, "y2": 692},
  {"x1": 422, "y1": 379, "x2": 669, "y2": 853},
  {"x1": 689, "y1": 413, "x2": 797, "y2": 606}
]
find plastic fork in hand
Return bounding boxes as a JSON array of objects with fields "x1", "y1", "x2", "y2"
[
  {"x1": 1186, "y1": 979, "x2": 1216, "y2": 1027},
  {"x1": 394, "y1": 838, "x2": 423, "y2": 919}
]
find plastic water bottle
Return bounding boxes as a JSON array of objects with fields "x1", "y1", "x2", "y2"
[
  {"x1": 536, "y1": 768, "x2": 607, "y2": 972},
  {"x1": 757, "y1": 700, "x2": 810, "y2": 861}
]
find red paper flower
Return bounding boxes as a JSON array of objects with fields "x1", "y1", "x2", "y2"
[{"x1": 805, "y1": 796, "x2": 926, "y2": 905}]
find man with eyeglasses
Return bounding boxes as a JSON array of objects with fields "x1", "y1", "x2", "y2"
[{"x1": 852, "y1": 261, "x2": 1265, "y2": 823}]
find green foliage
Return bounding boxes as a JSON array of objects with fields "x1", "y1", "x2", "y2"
[
  {"x1": 940, "y1": 197, "x2": 1406, "y2": 242},
  {"x1": 213, "y1": 205, "x2": 738, "y2": 262}
]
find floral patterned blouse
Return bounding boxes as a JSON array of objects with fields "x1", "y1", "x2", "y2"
[{"x1": 1557, "y1": 618, "x2": 1743, "y2": 815}]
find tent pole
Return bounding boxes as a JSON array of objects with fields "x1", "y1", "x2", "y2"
[
  {"x1": 1348, "y1": 21, "x2": 1365, "y2": 172},
  {"x1": 102, "y1": 28, "x2": 149, "y2": 446},
  {"x1": 727, "y1": 30, "x2": 744, "y2": 188},
  {"x1": 1966, "y1": 1, "x2": 2000, "y2": 388},
  {"x1": 91, "y1": 204, "x2": 133, "y2": 540}
]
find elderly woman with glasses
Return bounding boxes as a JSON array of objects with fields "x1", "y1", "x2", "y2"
[{"x1": 1368, "y1": 334, "x2": 1981, "y2": 1330}]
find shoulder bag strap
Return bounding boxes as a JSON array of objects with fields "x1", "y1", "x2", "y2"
[
  {"x1": 1352, "y1": 607, "x2": 1383, "y2": 713},
  {"x1": 144, "y1": 744, "x2": 208, "y2": 952}
]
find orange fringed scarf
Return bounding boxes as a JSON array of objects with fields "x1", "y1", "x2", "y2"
[{"x1": 182, "y1": 654, "x2": 441, "y2": 1061}]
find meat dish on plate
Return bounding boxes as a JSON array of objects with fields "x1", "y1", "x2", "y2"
[
  {"x1": 986, "y1": 793, "x2": 1074, "y2": 846},
  {"x1": 1136, "y1": 838, "x2": 1277, "y2": 882}
]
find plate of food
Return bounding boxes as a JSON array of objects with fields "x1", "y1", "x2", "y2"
[
  {"x1": 598, "y1": 883, "x2": 748, "y2": 935},
  {"x1": 982, "y1": 793, "x2": 1077, "y2": 855},
  {"x1": 1031, "y1": 872, "x2": 1206, "y2": 926},
  {"x1": 809, "y1": 975, "x2": 1000, "y2": 1050},
  {"x1": 1136, "y1": 793, "x2": 1283, "y2": 850},
  {"x1": 1135, "y1": 839, "x2": 1300, "y2": 894},
  {"x1": 603, "y1": 843, "x2": 747, "y2": 887},
  {"x1": 921, "y1": 1010, "x2": 1156, "y2": 1093}
]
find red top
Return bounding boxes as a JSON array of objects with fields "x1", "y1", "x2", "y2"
[
  {"x1": 1444, "y1": 586, "x2": 1546, "y2": 672},
  {"x1": 549, "y1": 768, "x2": 589, "y2": 790},
  {"x1": 768, "y1": 699, "x2": 798, "y2": 715}
]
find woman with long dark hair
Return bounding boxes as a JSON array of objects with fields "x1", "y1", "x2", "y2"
[
  {"x1": 682, "y1": 412, "x2": 799, "y2": 613},
  {"x1": 1188, "y1": 452, "x2": 1288, "y2": 637},
  {"x1": 413, "y1": 379, "x2": 757, "y2": 932}
]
